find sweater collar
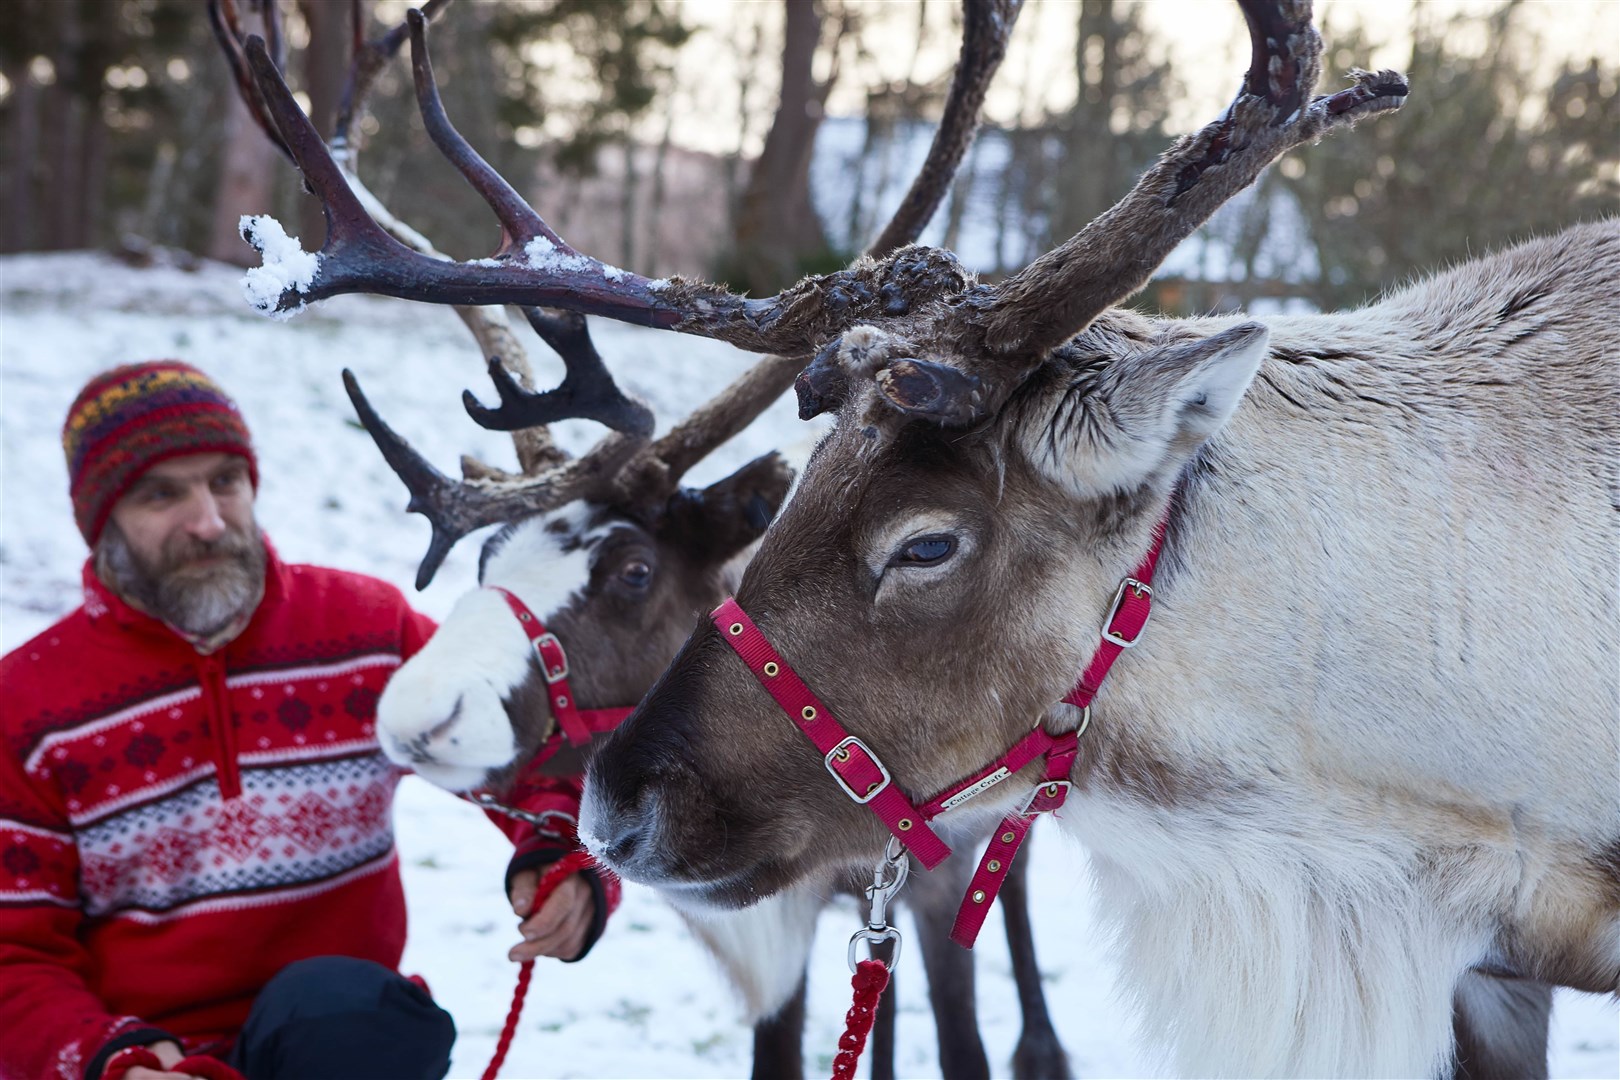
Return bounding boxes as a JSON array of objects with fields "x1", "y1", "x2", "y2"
[{"x1": 82, "y1": 533, "x2": 288, "y2": 650}]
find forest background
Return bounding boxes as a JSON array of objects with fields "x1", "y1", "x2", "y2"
[{"x1": 2, "y1": 0, "x2": 1615, "y2": 311}]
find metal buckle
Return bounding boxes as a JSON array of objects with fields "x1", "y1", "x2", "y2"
[
  {"x1": 534, "y1": 632, "x2": 569, "y2": 683},
  {"x1": 825, "y1": 736, "x2": 891, "y2": 805},
  {"x1": 1100, "y1": 577, "x2": 1152, "y2": 648},
  {"x1": 1017, "y1": 779, "x2": 1072, "y2": 816},
  {"x1": 848, "y1": 924, "x2": 903, "y2": 972}
]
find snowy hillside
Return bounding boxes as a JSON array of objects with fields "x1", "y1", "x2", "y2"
[{"x1": 2, "y1": 253, "x2": 1615, "y2": 1080}]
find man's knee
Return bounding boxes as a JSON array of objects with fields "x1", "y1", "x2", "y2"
[{"x1": 233, "y1": 956, "x2": 455, "y2": 1080}]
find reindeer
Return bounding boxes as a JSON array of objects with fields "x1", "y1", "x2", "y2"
[
  {"x1": 219, "y1": 1, "x2": 1072, "y2": 1075},
  {"x1": 232, "y1": 0, "x2": 1603, "y2": 1075}
]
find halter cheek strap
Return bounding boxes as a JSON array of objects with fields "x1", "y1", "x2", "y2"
[
  {"x1": 489, "y1": 586, "x2": 635, "y2": 757},
  {"x1": 717, "y1": 601, "x2": 953, "y2": 870}
]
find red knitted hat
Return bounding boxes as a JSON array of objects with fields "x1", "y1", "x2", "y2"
[{"x1": 62, "y1": 361, "x2": 258, "y2": 545}]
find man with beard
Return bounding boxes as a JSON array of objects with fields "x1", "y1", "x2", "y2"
[{"x1": 0, "y1": 362, "x2": 617, "y2": 1080}]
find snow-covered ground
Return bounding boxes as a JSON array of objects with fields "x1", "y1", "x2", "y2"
[{"x1": 2, "y1": 253, "x2": 1615, "y2": 1079}]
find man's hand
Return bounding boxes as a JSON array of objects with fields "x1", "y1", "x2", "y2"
[
  {"x1": 507, "y1": 869, "x2": 593, "y2": 962},
  {"x1": 121, "y1": 1039, "x2": 201, "y2": 1080}
]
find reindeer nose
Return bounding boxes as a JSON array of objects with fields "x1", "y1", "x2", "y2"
[
  {"x1": 595, "y1": 822, "x2": 646, "y2": 867},
  {"x1": 394, "y1": 710, "x2": 462, "y2": 765}
]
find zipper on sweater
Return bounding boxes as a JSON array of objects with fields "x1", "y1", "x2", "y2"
[{"x1": 197, "y1": 652, "x2": 242, "y2": 800}]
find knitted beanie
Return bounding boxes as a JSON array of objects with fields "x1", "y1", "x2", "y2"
[{"x1": 62, "y1": 361, "x2": 258, "y2": 545}]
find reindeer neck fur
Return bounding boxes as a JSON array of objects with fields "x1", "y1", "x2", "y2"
[{"x1": 1020, "y1": 222, "x2": 1619, "y2": 1077}]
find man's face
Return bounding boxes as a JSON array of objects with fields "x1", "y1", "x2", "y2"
[{"x1": 98, "y1": 452, "x2": 266, "y2": 638}]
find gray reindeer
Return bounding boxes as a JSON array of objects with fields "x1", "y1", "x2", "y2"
[{"x1": 235, "y1": 0, "x2": 1597, "y2": 1076}]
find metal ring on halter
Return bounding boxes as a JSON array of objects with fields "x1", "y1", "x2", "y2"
[{"x1": 848, "y1": 924, "x2": 903, "y2": 973}]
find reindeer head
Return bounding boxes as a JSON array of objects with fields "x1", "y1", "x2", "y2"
[
  {"x1": 350, "y1": 329, "x2": 800, "y2": 792},
  {"x1": 580, "y1": 310, "x2": 1276, "y2": 903}
]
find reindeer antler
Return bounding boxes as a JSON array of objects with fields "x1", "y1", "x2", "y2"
[
  {"x1": 798, "y1": 0, "x2": 1408, "y2": 425},
  {"x1": 239, "y1": 0, "x2": 1404, "y2": 434},
  {"x1": 236, "y1": 2, "x2": 1020, "y2": 353},
  {"x1": 244, "y1": 0, "x2": 1022, "y2": 586},
  {"x1": 343, "y1": 370, "x2": 644, "y2": 589},
  {"x1": 979, "y1": 0, "x2": 1406, "y2": 359}
]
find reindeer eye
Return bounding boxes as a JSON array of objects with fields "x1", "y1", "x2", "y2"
[
  {"x1": 618, "y1": 560, "x2": 653, "y2": 589},
  {"x1": 892, "y1": 535, "x2": 956, "y2": 567}
]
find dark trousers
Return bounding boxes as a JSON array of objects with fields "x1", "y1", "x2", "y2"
[{"x1": 227, "y1": 956, "x2": 456, "y2": 1080}]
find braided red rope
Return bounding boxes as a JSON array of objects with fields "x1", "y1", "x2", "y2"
[
  {"x1": 830, "y1": 959, "x2": 892, "y2": 1080},
  {"x1": 481, "y1": 959, "x2": 534, "y2": 1080},
  {"x1": 481, "y1": 851, "x2": 596, "y2": 1080}
]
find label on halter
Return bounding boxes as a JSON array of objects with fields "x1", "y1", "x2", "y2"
[{"x1": 938, "y1": 766, "x2": 1011, "y2": 810}]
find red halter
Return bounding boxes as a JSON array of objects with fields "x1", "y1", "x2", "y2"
[
  {"x1": 711, "y1": 512, "x2": 1166, "y2": 947},
  {"x1": 489, "y1": 586, "x2": 636, "y2": 766}
]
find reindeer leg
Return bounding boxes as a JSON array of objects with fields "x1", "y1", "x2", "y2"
[
  {"x1": 871, "y1": 963, "x2": 898, "y2": 1080},
  {"x1": 751, "y1": 971, "x2": 808, "y2": 1080},
  {"x1": 1001, "y1": 852, "x2": 1072, "y2": 1079},
  {"x1": 1446, "y1": 969, "x2": 1552, "y2": 1080},
  {"x1": 908, "y1": 860, "x2": 992, "y2": 1080}
]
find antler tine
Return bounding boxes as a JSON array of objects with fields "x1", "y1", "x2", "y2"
[
  {"x1": 217, "y1": 1, "x2": 563, "y2": 474},
  {"x1": 334, "y1": 0, "x2": 452, "y2": 156},
  {"x1": 463, "y1": 309, "x2": 656, "y2": 437},
  {"x1": 238, "y1": 13, "x2": 981, "y2": 356},
  {"x1": 866, "y1": 0, "x2": 1022, "y2": 258},
  {"x1": 623, "y1": 0, "x2": 1021, "y2": 493},
  {"x1": 343, "y1": 370, "x2": 642, "y2": 588},
  {"x1": 403, "y1": 8, "x2": 571, "y2": 256},
  {"x1": 982, "y1": 0, "x2": 1407, "y2": 357},
  {"x1": 207, "y1": 0, "x2": 291, "y2": 161},
  {"x1": 635, "y1": 354, "x2": 806, "y2": 494}
]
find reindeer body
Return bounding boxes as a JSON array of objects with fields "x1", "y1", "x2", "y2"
[
  {"x1": 582, "y1": 222, "x2": 1617, "y2": 1078},
  {"x1": 1055, "y1": 223, "x2": 1618, "y2": 1075}
]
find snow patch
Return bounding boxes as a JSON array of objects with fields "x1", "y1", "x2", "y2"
[
  {"x1": 239, "y1": 215, "x2": 320, "y2": 320},
  {"x1": 523, "y1": 235, "x2": 594, "y2": 275}
]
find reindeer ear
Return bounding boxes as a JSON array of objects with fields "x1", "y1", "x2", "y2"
[
  {"x1": 1028, "y1": 322, "x2": 1269, "y2": 498},
  {"x1": 1111, "y1": 321, "x2": 1269, "y2": 445},
  {"x1": 658, "y1": 453, "x2": 795, "y2": 561}
]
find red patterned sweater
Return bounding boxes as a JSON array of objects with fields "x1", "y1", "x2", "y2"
[{"x1": 0, "y1": 541, "x2": 617, "y2": 1080}]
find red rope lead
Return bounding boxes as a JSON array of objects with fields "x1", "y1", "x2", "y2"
[
  {"x1": 830, "y1": 959, "x2": 892, "y2": 1080},
  {"x1": 481, "y1": 959, "x2": 534, "y2": 1080},
  {"x1": 481, "y1": 851, "x2": 596, "y2": 1080}
]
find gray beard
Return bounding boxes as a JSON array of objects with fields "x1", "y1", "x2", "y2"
[{"x1": 96, "y1": 520, "x2": 268, "y2": 641}]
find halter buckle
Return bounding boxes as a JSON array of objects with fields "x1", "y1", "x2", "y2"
[
  {"x1": 1101, "y1": 577, "x2": 1153, "y2": 648},
  {"x1": 825, "y1": 736, "x2": 891, "y2": 805},
  {"x1": 533, "y1": 632, "x2": 569, "y2": 683}
]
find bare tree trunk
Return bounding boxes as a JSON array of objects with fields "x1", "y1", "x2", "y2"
[
  {"x1": 3, "y1": 61, "x2": 42, "y2": 251},
  {"x1": 77, "y1": 94, "x2": 107, "y2": 246},
  {"x1": 208, "y1": 86, "x2": 277, "y2": 263},
  {"x1": 732, "y1": 0, "x2": 836, "y2": 293},
  {"x1": 43, "y1": 0, "x2": 86, "y2": 251},
  {"x1": 645, "y1": 95, "x2": 678, "y2": 274},
  {"x1": 296, "y1": 0, "x2": 348, "y2": 248},
  {"x1": 723, "y1": 7, "x2": 768, "y2": 236},
  {"x1": 619, "y1": 137, "x2": 639, "y2": 272}
]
